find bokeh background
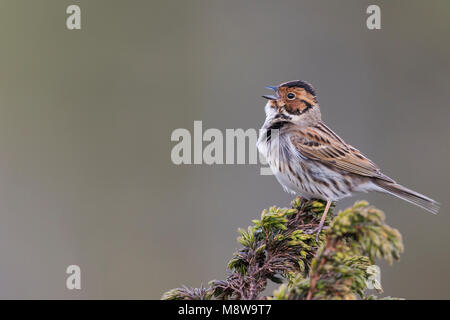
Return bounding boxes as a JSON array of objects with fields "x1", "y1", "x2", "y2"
[{"x1": 0, "y1": 0, "x2": 449, "y2": 299}]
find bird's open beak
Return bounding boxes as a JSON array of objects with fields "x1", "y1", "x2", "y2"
[
  {"x1": 262, "y1": 94, "x2": 278, "y2": 100},
  {"x1": 262, "y1": 85, "x2": 278, "y2": 100}
]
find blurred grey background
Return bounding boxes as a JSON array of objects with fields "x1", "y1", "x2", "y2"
[{"x1": 0, "y1": 0, "x2": 449, "y2": 299}]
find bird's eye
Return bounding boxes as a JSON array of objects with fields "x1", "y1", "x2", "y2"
[{"x1": 287, "y1": 93, "x2": 296, "y2": 100}]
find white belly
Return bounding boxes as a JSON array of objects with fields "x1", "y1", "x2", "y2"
[{"x1": 257, "y1": 131, "x2": 355, "y2": 201}]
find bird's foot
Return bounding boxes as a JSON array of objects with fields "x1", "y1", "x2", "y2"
[{"x1": 305, "y1": 225, "x2": 329, "y2": 242}]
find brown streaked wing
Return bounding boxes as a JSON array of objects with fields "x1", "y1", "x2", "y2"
[{"x1": 290, "y1": 122, "x2": 394, "y2": 182}]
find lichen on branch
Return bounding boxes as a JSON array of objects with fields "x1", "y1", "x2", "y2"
[{"x1": 162, "y1": 198, "x2": 403, "y2": 300}]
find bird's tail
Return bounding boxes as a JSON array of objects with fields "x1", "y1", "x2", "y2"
[{"x1": 373, "y1": 180, "x2": 440, "y2": 215}]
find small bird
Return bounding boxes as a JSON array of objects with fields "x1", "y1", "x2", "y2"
[{"x1": 257, "y1": 80, "x2": 440, "y2": 239}]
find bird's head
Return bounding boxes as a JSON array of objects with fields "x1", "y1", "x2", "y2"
[{"x1": 262, "y1": 80, "x2": 321, "y2": 125}]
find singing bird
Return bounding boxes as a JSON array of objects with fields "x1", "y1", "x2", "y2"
[{"x1": 257, "y1": 80, "x2": 440, "y2": 239}]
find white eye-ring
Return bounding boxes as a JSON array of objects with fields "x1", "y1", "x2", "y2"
[{"x1": 287, "y1": 92, "x2": 296, "y2": 100}]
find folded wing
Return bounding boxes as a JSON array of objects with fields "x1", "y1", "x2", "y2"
[{"x1": 290, "y1": 121, "x2": 394, "y2": 183}]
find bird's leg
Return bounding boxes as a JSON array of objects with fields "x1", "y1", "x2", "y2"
[{"x1": 315, "y1": 200, "x2": 332, "y2": 242}]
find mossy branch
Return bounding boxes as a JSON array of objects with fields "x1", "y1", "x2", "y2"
[{"x1": 162, "y1": 198, "x2": 403, "y2": 300}]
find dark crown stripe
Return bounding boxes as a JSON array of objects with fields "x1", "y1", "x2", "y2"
[{"x1": 279, "y1": 80, "x2": 316, "y2": 96}]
